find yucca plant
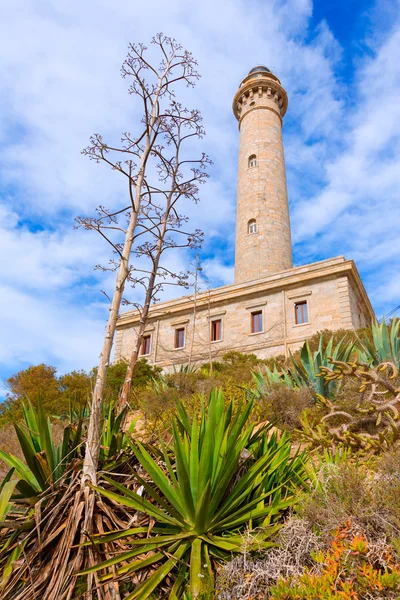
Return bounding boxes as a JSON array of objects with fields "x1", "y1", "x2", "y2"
[
  {"x1": 80, "y1": 390, "x2": 308, "y2": 599},
  {"x1": 0, "y1": 478, "x2": 30, "y2": 591},
  {"x1": 357, "y1": 318, "x2": 400, "y2": 368},
  {"x1": 0, "y1": 402, "x2": 144, "y2": 600},
  {"x1": 254, "y1": 335, "x2": 356, "y2": 399},
  {"x1": 0, "y1": 399, "x2": 84, "y2": 498}
]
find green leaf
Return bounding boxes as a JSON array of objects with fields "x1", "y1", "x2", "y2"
[
  {"x1": 125, "y1": 541, "x2": 190, "y2": 600},
  {"x1": 193, "y1": 481, "x2": 211, "y2": 534},
  {"x1": 37, "y1": 397, "x2": 56, "y2": 479},
  {"x1": 1, "y1": 541, "x2": 26, "y2": 589},
  {"x1": 0, "y1": 450, "x2": 41, "y2": 495},
  {"x1": 189, "y1": 538, "x2": 203, "y2": 599},
  {"x1": 91, "y1": 484, "x2": 181, "y2": 526},
  {"x1": 0, "y1": 480, "x2": 17, "y2": 521},
  {"x1": 131, "y1": 441, "x2": 185, "y2": 516}
]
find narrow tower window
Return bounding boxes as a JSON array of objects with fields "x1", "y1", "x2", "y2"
[
  {"x1": 248, "y1": 154, "x2": 257, "y2": 168},
  {"x1": 295, "y1": 301, "x2": 308, "y2": 325},
  {"x1": 248, "y1": 219, "x2": 257, "y2": 234}
]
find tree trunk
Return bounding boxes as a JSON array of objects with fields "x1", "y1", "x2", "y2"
[
  {"x1": 82, "y1": 207, "x2": 139, "y2": 485},
  {"x1": 118, "y1": 200, "x2": 172, "y2": 412},
  {"x1": 82, "y1": 69, "x2": 169, "y2": 485}
]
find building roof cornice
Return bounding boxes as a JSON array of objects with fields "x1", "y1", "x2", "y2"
[{"x1": 116, "y1": 256, "x2": 374, "y2": 328}]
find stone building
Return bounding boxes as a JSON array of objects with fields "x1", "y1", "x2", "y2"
[{"x1": 115, "y1": 66, "x2": 374, "y2": 369}]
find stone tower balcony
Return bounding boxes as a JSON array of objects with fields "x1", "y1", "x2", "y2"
[{"x1": 232, "y1": 66, "x2": 288, "y2": 125}]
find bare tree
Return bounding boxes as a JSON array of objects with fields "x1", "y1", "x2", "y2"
[
  {"x1": 77, "y1": 34, "x2": 203, "y2": 485},
  {"x1": 187, "y1": 254, "x2": 203, "y2": 370},
  {"x1": 207, "y1": 288, "x2": 214, "y2": 375},
  {"x1": 117, "y1": 108, "x2": 210, "y2": 407}
]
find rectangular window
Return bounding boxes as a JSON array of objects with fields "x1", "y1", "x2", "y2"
[
  {"x1": 211, "y1": 319, "x2": 222, "y2": 341},
  {"x1": 141, "y1": 335, "x2": 151, "y2": 356},
  {"x1": 295, "y1": 301, "x2": 308, "y2": 324},
  {"x1": 251, "y1": 310, "x2": 263, "y2": 333},
  {"x1": 175, "y1": 328, "x2": 185, "y2": 349}
]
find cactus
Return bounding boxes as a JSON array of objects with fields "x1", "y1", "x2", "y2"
[{"x1": 298, "y1": 359, "x2": 400, "y2": 454}]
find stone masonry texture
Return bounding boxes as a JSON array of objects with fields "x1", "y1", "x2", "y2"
[
  {"x1": 233, "y1": 68, "x2": 292, "y2": 284},
  {"x1": 115, "y1": 258, "x2": 375, "y2": 371}
]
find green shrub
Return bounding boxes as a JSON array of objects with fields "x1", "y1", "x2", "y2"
[
  {"x1": 0, "y1": 358, "x2": 162, "y2": 424},
  {"x1": 254, "y1": 383, "x2": 314, "y2": 432},
  {"x1": 138, "y1": 352, "x2": 270, "y2": 438}
]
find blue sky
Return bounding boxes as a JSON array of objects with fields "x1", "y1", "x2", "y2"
[{"x1": 1, "y1": 0, "x2": 400, "y2": 394}]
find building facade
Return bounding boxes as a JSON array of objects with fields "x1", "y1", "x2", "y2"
[{"x1": 115, "y1": 66, "x2": 374, "y2": 369}]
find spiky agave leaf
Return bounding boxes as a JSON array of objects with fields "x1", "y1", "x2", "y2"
[
  {"x1": 254, "y1": 334, "x2": 356, "y2": 399},
  {"x1": 357, "y1": 318, "x2": 400, "y2": 368}
]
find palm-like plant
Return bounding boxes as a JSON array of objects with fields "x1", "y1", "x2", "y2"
[
  {"x1": 0, "y1": 479, "x2": 30, "y2": 591},
  {"x1": 81, "y1": 390, "x2": 308, "y2": 599},
  {"x1": 291, "y1": 335, "x2": 356, "y2": 397},
  {"x1": 252, "y1": 364, "x2": 297, "y2": 392}
]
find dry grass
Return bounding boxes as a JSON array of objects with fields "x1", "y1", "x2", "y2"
[
  {"x1": 217, "y1": 514, "x2": 399, "y2": 599},
  {"x1": 298, "y1": 447, "x2": 400, "y2": 547},
  {"x1": 0, "y1": 424, "x2": 23, "y2": 479},
  {"x1": 216, "y1": 517, "x2": 323, "y2": 599}
]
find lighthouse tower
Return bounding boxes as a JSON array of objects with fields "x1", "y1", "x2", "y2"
[{"x1": 232, "y1": 66, "x2": 292, "y2": 284}]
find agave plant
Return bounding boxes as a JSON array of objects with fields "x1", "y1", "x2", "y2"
[
  {"x1": 357, "y1": 319, "x2": 400, "y2": 368},
  {"x1": 0, "y1": 399, "x2": 84, "y2": 498},
  {"x1": 80, "y1": 390, "x2": 308, "y2": 599},
  {"x1": 173, "y1": 363, "x2": 198, "y2": 374},
  {"x1": 252, "y1": 364, "x2": 297, "y2": 394},
  {"x1": 290, "y1": 335, "x2": 356, "y2": 397},
  {"x1": 254, "y1": 335, "x2": 356, "y2": 399}
]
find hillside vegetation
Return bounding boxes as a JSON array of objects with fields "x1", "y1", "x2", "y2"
[{"x1": 0, "y1": 319, "x2": 399, "y2": 599}]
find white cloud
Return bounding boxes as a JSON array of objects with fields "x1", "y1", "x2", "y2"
[
  {"x1": 0, "y1": 285, "x2": 105, "y2": 373},
  {"x1": 290, "y1": 18, "x2": 400, "y2": 316},
  {"x1": 201, "y1": 260, "x2": 235, "y2": 288},
  {"x1": 0, "y1": 0, "x2": 398, "y2": 380},
  {"x1": 0, "y1": 205, "x2": 109, "y2": 291}
]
